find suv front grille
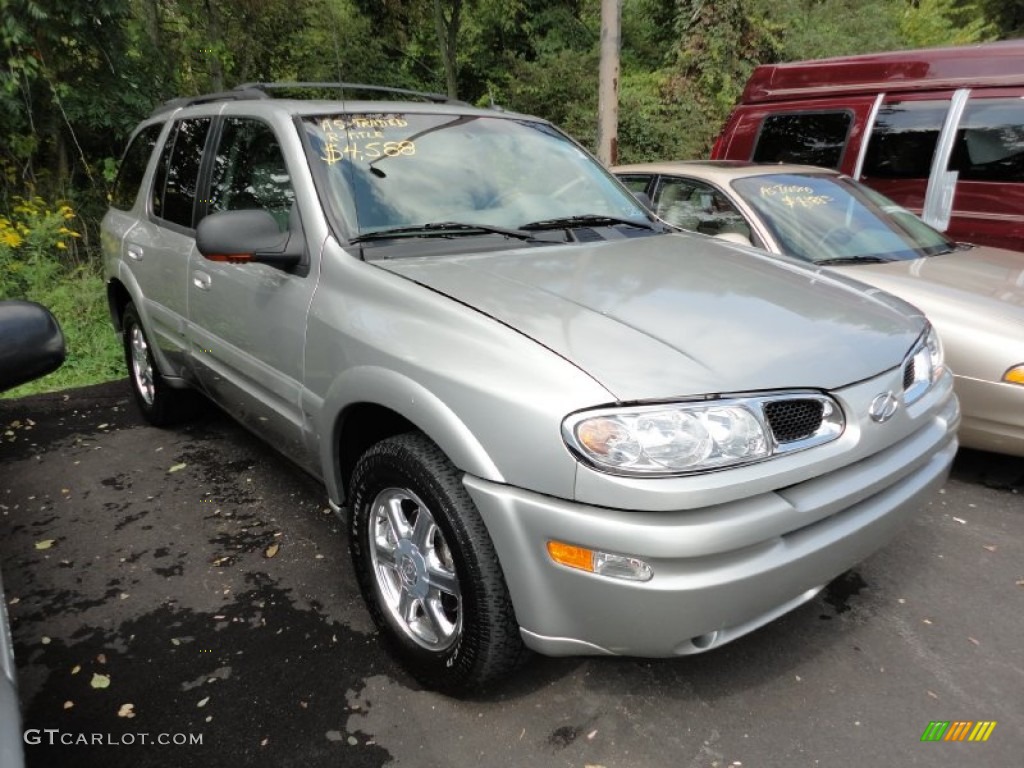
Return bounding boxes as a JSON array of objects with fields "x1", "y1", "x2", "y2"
[
  {"x1": 763, "y1": 399, "x2": 826, "y2": 443},
  {"x1": 902, "y1": 358, "x2": 916, "y2": 391}
]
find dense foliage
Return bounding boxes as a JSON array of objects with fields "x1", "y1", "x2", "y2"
[{"x1": 0, "y1": 0, "x2": 1014, "y2": 393}]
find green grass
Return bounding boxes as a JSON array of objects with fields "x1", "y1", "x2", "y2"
[{"x1": 2, "y1": 268, "x2": 125, "y2": 399}]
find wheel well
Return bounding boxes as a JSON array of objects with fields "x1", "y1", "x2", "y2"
[
  {"x1": 337, "y1": 403, "x2": 417, "y2": 494},
  {"x1": 107, "y1": 279, "x2": 132, "y2": 332}
]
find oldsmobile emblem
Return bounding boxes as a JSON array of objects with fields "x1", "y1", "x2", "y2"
[{"x1": 869, "y1": 391, "x2": 900, "y2": 423}]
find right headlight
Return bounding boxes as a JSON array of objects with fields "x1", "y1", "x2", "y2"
[{"x1": 562, "y1": 393, "x2": 843, "y2": 476}]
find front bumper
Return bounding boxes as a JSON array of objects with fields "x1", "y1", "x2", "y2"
[{"x1": 466, "y1": 371, "x2": 959, "y2": 657}]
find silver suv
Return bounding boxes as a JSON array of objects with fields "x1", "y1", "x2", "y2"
[{"x1": 103, "y1": 83, "x2": 960, "y2": 693}]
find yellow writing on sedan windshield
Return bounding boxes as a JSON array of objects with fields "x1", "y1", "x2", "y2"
[{"x1": 759, "y1": 183, "x2": 833, "y2": 208}]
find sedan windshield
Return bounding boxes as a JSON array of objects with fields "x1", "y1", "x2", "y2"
[
  {"x1": 302, "y1": 112, "x2": 651, "y2": 240},
  {"x1": 731, "y1": 173, "x2": 956, "y2": 264}
]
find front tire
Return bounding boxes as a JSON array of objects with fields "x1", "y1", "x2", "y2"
[
  {"x1": 349, "y1": 432, "x2": 526, "y2": 694},
  {"x1": 121, "y1": 302, "x2": 200, "y2": 426}
]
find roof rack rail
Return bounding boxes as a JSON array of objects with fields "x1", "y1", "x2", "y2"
[
  {"x1": 234, "y1": 81, "x2": 465, "y2": 105},
  {"x1": 149, "y1": 87, "x2": 270, "y2": 118},
  {"x1": 148, "y1": 81, "x2": 469, "y2": 119}
]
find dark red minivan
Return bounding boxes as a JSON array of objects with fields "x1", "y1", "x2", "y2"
[{"x1": 711, "y1": 40, "x2": 1024, "y2": 252}]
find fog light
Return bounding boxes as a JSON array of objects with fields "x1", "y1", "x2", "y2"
[
  {"x1": 546, "y1": 541, "x2": 653, "y2": 582},
  {"x1": 594, "y1": 551, "x2": 653, "y2": 581},
  {"x1": 1004, "y1": 365, "x2": 1024, "y2": 385}
]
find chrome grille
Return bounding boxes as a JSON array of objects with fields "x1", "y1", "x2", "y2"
[{"x1": 763, "y1": 399, "x2": 826, "y2": 444}]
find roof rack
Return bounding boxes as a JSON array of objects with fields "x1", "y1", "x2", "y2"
[
  {"x1": 149, "y1": 87, "x2": 270, "y2": 118},
  {"x1": 149, "y1": 81, "x2": 465, "y2": 117},
  {"x1": 237, "y1": 82, "x2": 465, "y2": 105}
]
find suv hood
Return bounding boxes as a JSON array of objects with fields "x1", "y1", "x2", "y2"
[{"x1": 378, "y1": 234, "x2": 924, "y2": 401}]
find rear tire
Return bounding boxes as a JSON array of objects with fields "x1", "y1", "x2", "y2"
[
  {"x1": 121, "y1": 302, "x2": 201, "y2": 426},
  {"x1": 349, "y1": 432, "x2": 527, "y2": 694}
]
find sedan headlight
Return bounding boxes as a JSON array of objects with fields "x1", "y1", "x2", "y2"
[
  {"x1": 563, "y1": 401, "x2": 772, "y2": 475},
  {"x1": 904, "y1": 325, "x2": 945, "y2": 405}
]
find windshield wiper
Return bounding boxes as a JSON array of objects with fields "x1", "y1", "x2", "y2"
[
  {"x1": 814, "y1": 255, "x2": 893, "y2": 266},
  {"x1": 351, "y1": 221, "x2": 545, "y2": 244},
  {"x1": 520, "y1": 214, "x2": 658, "y2": 232}
]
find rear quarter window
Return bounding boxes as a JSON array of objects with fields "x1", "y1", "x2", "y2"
[
  {"x1": 752, "y1": 112, "x2": 852, "y2": 169},
  {"x1": 111, "y1": 124, "x2": 163, "y2": 211},
  {"x1": 111, "y1": 124, "x2": 162, "y2": 211}
]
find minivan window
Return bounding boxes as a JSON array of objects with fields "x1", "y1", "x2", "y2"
[
  {"x1": 752, "y1": 112, "x2": 851, "y2": 169},
  {"x1": 949, "y1": 98, "x2": 1024, "y2": 182},
  {"x1": 862, "y1": 100, "x2": 948, "y2": 179},
  {"x1": 153, "y1": 118, "x2": 212, "y2": 228},
  {"x1": 111, "y1": 124, "x2": 162, "y2": 211}
]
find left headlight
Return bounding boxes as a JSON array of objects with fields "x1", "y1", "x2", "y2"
[
  {"x1": 904, "y1": 325, "x2": 944, "y2": 405},
  {"x1": 562, "y1": 401, "x2": 773, "y2": 475}
]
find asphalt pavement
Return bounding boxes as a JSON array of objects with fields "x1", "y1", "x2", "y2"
[{"x1": 1, "y1": 380, "x2": 1021, "y2": 768}]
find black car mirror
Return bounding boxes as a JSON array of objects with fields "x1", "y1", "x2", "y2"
[{"x1": 0, "y1": 300, "x2": 66, "y2": 392}]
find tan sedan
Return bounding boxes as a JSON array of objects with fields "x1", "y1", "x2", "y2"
[{"x1": 614, "y1": 161, "x2": 1024, "y2": 457}]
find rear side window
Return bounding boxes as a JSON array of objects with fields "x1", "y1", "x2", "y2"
[
  {"x1": 862, "y1": 101, "x2": 948, "y2": 179},
  {"x1": 653, "y1": 177, "x2": 752, "y2": 241},
  {"x1": 949, "y1": 98, "x2": 1024, "y2": 182},
  {"x1": 152, "y1": 118, "x2": 212, "y2": 228},
  {"x1": 752, "y1": 112, "x2": 851, "y2": 169},
  {"x1": 111, "y1": 124, "x2": 162, "y2": 211}
]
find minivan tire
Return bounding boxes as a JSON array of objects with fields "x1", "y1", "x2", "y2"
[{"x1": 349, "y1": 432, "x2": 527, "y2": 694}]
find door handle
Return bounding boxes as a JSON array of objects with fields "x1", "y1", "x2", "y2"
[
  {"x1": 192, "y1": 271, "x2": 212, "y2": 291},
  {"x1": 127, "y1": 246, "x2": 143, "y2": 261}
]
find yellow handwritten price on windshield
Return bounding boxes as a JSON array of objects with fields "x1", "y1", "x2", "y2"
[
  {"x1": 779, "y1": 193, "x2": 833, "y2": 208},
  {"x1": 321, "y1": 140, "x2": 416, "y2": 164}
]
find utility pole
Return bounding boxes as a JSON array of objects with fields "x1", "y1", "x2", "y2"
[{"x1": 597, "y1": 0, "x2": 621, "y2": 166}]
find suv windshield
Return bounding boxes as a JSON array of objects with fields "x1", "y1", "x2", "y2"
[
  {"x1": 301, "y1": 112, "x2": 651, "y2": 240},
  {"x1": 731, "y1": 173, "x2": 956, "y2": 264}
]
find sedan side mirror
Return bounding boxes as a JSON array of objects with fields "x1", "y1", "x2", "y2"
[
  {"x1": 196, "y1": 209, "x2": 303, "y2": 269},
  {"x1": 0, "y1": 300, "x2": 66, "y2": 392}
]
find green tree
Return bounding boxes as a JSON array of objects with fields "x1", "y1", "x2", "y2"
[{"x1": 901, "y1": 0, "x2": 995, "y2": 47}]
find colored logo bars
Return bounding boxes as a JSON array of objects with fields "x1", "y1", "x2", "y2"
[{"x1": 921, "y1": 721, "x2": 997, "y2": 742}]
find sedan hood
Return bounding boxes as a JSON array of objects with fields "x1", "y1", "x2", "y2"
[
  {"x1": 378, "y1": 234, "x2": 924, "y2": 401},
  {"x1": 842, "y1": 245, "x2": 1024, "y2": 326},
  {"x1": 835, "y1": 245, "x2": 1024, "y2": 380}
]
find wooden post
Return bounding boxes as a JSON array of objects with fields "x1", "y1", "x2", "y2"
[{"x1": 597, "y1": 0, "x2": 621, "y2": 166}]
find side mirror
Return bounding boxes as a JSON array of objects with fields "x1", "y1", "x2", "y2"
[
  {"x1": 633, "y1": 191, "x2": 653, "y2": 210},
  {"x1": 0, "y1": 300, "x2": 66, "y2": 392},
  {"x1": 196, "y1": 209, "x2": 303, "y2": 269}
]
